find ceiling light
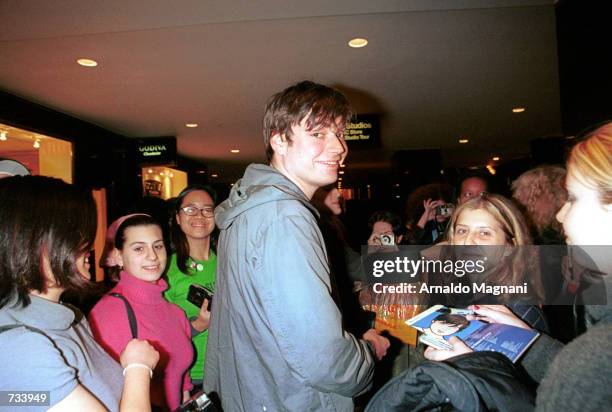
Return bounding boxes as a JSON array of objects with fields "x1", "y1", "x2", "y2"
[
  {"x1": 339, "y1": 170, "x2": 345, "y2": 175},
  {"x1": 348, "y1": 38, "x2": 368, "y2": 48},
  {"x1": 0, "y1": 131, "x2": 6, "y2": 141},
  {"x1": 230, "y1": 149, "x2": 240, "y2": 153},
  {"x1": 459, "y1": 139, "x2": 469, "y2": 144},
  {"x1": 340, "y1": 164, "x2": 345, "y2": 168},
  {"x1": 196, "y1": 170, "x2": 206, "y2": 174},
  {"x1": 77, "y1": 58, "x2": 98, "y2": 67},
  {"x1": 185, "y1": 123, "x2": 198, "y2": 128},
  {"x1": 512, "y1": 107, "x2": 525, "y2": 113},
  {"x1": 147, "y1": 169, "x2": 153, "y2": 173},
  {"x1": 211, "y1": 173, "x2": 218, "y2": 178},
  {"x1": 492, "y1": 156, "x2": 500, "y2": 161},
  {"x1": 169, "y1": 173, "x2": 174, "y2": 178},
  {"x1": 33, "y1": 139, "x2": 40, "y2": 149},
  {"x1": 486, "y1": 164, "x2": 496, "y2": 175}
]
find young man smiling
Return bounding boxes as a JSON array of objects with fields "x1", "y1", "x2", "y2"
[{"x1": 204, "y1": 81, "x2": 388, "y2": 411}]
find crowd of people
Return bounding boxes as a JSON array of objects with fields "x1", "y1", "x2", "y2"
[{"x1": 0, "y1": 80, "x2": 610, "y2": 412}]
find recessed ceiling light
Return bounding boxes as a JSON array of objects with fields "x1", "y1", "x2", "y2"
[
  {"x1": 230, "y1": 149, "x2": 240, "y2": 153},
  {"x1": 459, "y1": 139, "x2": 469, "y2": 144},
  {"x1": 492, "y1": 156, "x2": 500, "y2": 161},
  {"x1": 211, "y1": 173, "x2": 218, "y2": 178},
  {"x1": 348, "y1": 38, "x2": 368, "y2": 48},
  {"x1": 185, "y1": 123, "x2": 198, "y2": 128},
  {"x1": 77, "y1": 58, "x2": 98, "y2": 67},
  {"x1": 512, "y1": 107, "x2": 526, "y2": 113}
]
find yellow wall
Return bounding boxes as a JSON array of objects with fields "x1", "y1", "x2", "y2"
[{"x1": 39, "y1": 138, "x2": 73, "y2": 183}]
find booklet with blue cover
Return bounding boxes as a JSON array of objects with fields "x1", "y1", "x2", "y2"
[{"x1": 405, "y1": 305, "x2": 540, "y2": 362}]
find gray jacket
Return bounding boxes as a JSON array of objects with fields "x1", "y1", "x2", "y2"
[{"x1": 204, "y1": 164, "x2": 374, "y2": 412}]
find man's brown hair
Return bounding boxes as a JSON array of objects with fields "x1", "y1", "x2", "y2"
[{"x1": 262, "y1": 80, "x2": 352, "y2": 162}]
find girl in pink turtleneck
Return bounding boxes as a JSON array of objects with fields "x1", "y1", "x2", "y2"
[{"x1": 89, "y1": 214, "x2": 194, "y2": 411}]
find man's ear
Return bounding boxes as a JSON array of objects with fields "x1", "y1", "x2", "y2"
[{"x1": 270, "y1": 132, "x2": 288, "y2": 156}]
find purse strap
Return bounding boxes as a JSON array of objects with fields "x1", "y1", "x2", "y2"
[{"x1": 109, "y1": 292, "x2": 138, "y2": 339}]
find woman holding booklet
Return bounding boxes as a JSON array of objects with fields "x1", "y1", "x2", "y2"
[{"x1": 424, "y1": 123, "x2": 612, "y2": 411}]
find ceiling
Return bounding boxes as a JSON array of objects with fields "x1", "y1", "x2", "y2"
[{"x1": 0, "y1": 0, "x2": 561, "y2": 182}]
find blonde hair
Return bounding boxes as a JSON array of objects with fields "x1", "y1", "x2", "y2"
[
  {"x1": 568, "y1": 122, "x2": 612, "y2": 204},
  {"x1": 447, "y1": 193, "x2": 543, "y2": 301},
  {"x1": 447, "y1": 193, "x2": 531, "y2": 246},
  {"x1": 512, "y1": 166, "x2": 567, "y2": 235}
]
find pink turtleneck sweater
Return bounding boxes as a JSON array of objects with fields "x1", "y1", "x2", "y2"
[{"x1": 89, "y1": 272, "x2": 193, "y2": 411}]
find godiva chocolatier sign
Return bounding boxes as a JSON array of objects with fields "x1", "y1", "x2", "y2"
[{"x1": 135, "y1": 137, "x2": 177, "y2": 165}]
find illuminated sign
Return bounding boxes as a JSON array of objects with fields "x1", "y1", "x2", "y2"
[
  {"x1": 344, "y1": 114, "x2": 380, "y2": 148},
  {"x1": 135, "y1": 137, "x2": 176, "y2": 164}
]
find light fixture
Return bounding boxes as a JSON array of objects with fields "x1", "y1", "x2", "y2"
[
  {"x1": 169, "y1": 173, "x2": 174, "y2": 178},
  {"x1": 340, "y1": 164, "x2": 345, "y2": 168},
  {"x1": 492, "y1": 156, "x2": 500, "y2": 161},
  {"x1": 77, "y1": 58, "x2": 98, "y2": 67},
  {"x1": 0, "y1": 131, "x2": 6, "y2": 141},
  {"x1": 196, "y1": 170, "x2": 206, "y2": 174},
  {"x1": 147, "y1": 169, "x2": 153, "y2": 173},
  {"x1": 230, "y1": 149, "x2": 240, "y2": 153},
  {"x1": 185, "y1": 123, "x2": 198, "y2": 128},
  {"x1": 33, "y1": 139, "x2": 40, "y2": 149},
  {"x1": 459, "y1": 138, "x2": 469, "y2": 144},
  {"x1": 211, "y1": 173, "x2": 219, "y2": 178},
  {"x1": 348, "y1": 38, "x2": 368, "y2": 48},
  {"x1": 486, "y1": 164, "x2": 496, "y2": 175},
  {"x1": 512, "y1": 107, "x2": 526, "y2": 113},
  {"x1": 339, "y1": 170, "x2": 345, "y2": 175}
]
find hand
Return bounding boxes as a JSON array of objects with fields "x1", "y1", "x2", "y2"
[
  {"x1": 120, "y1": 338, "x2": 160, "y2": 370},
  {"x1": 424, "y1": 336, "x2": 473, "y2": 361},
  {"x1": 191, "y1": 299, "x2": 211, "y2": 332},
  {"x1": 363, "y1": 329, "x2": 391, "y2": 360},
  {"x1": 417, "y1": 199, "x2": 445, "y2": 229},
  {"x1": 367, "y1": 232, "x2": 382, "y2": 246},
  {"x1": 468, "y1": 305, "x2": 531, "y2": 330}
]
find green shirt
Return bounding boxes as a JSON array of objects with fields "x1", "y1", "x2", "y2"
[{"x1": 164, "y1": 252, "x2": 216, "y2": 381}]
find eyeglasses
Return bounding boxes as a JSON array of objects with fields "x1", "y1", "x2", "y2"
[{"x1": 180, "y1": 206, "x2": 214, "y2": 218}]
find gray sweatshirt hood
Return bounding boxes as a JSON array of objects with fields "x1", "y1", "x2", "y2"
[{"x1": 215, "y1": 163, "x2": 319, "y2": 230}]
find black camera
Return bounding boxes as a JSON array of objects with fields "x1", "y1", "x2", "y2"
[{"x1": 187, "y1": 284, "x2": 213, "y2": 311}]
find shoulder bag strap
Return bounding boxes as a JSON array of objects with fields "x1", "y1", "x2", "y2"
[{"x1": 109, "y1": 293, "x2": 138, "y2": 339}]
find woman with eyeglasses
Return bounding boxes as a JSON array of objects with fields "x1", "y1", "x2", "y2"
[{"x1": 164, "y1": 184, "x2": 218, "y2": 392}]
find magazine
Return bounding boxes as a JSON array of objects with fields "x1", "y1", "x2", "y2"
[{"x1": 405, "y1": 305, "x2": 540, "y2": 363}]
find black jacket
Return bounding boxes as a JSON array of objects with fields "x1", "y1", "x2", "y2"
[{"x1": 366, "y1": 351, "x2": 534, "y2": 412}]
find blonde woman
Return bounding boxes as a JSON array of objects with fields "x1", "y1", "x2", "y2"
[{"x1": 426, "y1": 122, "x2": 612, "y2": 412}]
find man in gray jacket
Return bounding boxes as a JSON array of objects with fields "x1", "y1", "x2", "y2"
[{"x1": 204, "y1": 81, "x2": 389, "y2": 411}]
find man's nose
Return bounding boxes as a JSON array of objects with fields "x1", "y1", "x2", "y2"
[{"x1": 327, "y1": 133, "x2": 347, "y2": 155}]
